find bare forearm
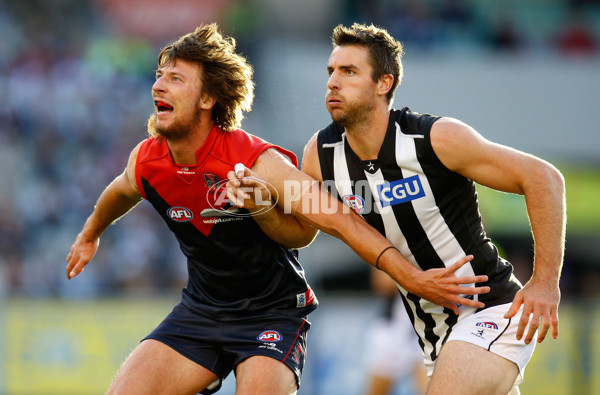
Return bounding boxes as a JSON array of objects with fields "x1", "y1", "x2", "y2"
[
  {"x1": 292, "y1": 184, "x2": 420, "y2": 281},
  {"x1": 82, "y1": 175, "x2": 142, "y2": 240},
  {"x1": 252, "y1": 204, "x2": 318, "y2": 249},
  {"x1": 525, "y1": 165, "x2": 566, "y2": 284}
]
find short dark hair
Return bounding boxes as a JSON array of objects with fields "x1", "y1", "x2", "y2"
[
  {"x1": 156, "y1": 23, "x2": 254, "y2": 131},
  {"x1": 332, "y1": 23, "x2": 404, "y2": 105}
]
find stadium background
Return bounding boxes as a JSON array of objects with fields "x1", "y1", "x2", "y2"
[{"x1": 0, "y1": 0, "x2": 598, "y2": 394}]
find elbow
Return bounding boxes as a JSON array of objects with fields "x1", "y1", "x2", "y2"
[
  {"x1": 544, "y1": 163, "x2": 566, "y2": 197},
  {"x1": 279, "y1": 225, "x2": 320, "y2": 249},
  {"x1": 525, "y1": 160, "x2": 565, "y2": 197}
]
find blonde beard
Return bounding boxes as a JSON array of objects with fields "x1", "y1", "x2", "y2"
[
  {"x1": 146, "y1": 113, "x2": 159, "y2": 138},
  {"x1": 145, "y1": 111, "x2": 198, "y2": 141}
]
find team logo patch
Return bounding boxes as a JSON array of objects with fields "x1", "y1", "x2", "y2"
[
  {"x1": 296, "y1": 287, "x2": 316, "y2": 308},
  {"x1": 342, "y1": 194, "x2": 365, "y2": 214},
  {"x1": 257, "y1": 330, "x2": 282, "y2": 342},
  {"x1": 204, "y1": 173, "x2": 219, "y2": 189},
  {"x1": 167, "y1": 206, "x2": 193, "y2": 222},
  {"x1": 475, "y1": 321, "x2": 499, "y2": 330},
  {"x1": 376, "y1": 175, "x2": 425, "y2": 207}
]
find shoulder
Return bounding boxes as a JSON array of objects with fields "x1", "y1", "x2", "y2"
[
  {"x1": 301, "y1": 132, "x2": 323, "y2": 181},
  {"x1": 316, "y1": 121, "x2": 344, "y2": 145},
  {"x1": 430, "y1": 117, "x2": 481, "y2": 148},
  {"x1": 136, "y1": 136, "x2": 169, "y2": 164},
  {"x1": 224, "y1": 128, "x2": 299, "y2": 168},
  {"x1": 395, "y1": 107, "x2": 441, "y2": 136},
  {"x1": 127, "y1": 140, "x2": 149, "y2": 194}
]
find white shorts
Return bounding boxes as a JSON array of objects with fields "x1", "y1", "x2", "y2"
[
  {"x1": 426, "y1": 303, "x2": 536, "y2": 385},
  {"x1": 364, "y1": 297, "x2": 423, "y2": 379}
]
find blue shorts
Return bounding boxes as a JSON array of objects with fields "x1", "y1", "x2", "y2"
[{"x1": 144, "y1": 302, "x2": 311, "y2": 394}]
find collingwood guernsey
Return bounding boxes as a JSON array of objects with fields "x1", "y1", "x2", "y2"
[{"x1": 316, "y1": 107, "x2": 522, "y2": 363}]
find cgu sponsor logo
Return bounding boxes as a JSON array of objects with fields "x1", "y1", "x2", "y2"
[
  {"x1": 376, "y1": 175, "x2": 425, "y2": 207},
  {"x1": 167, "y1": 207, "x2": 193, "y2": 222},
  {"x1": 475, "y1": 321, "x2": 498, "y2": 330},
  {"x1": 257, "y1": 330, "x2": 282, "y2": 342}
]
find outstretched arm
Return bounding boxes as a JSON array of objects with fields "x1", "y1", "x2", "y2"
[
  {"x1": 431, "y1": 117, "x2": 566, "y2": 344},
  {"x1": 66, "y1": 143, "x2": 143, "y2": 279},
  {"x1": 249, "y1": 134, "x2": 491, "y2": 315},
  {"x1": 226, "y1": 149, "x2": 319, "y2": 249}
]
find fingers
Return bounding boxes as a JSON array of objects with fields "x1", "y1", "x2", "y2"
[
  {"x1": 455, "y1": 296, "x2": 485, "y2": 309},
  {"x1": 535, "y1": 310, "x2": 551, "y2": 343},
  {"x1": 67, "y1": 263, "x2": 85, "y2": 280},
  {"x1": 234, "y1": 162, "x2": 245, "y2": 177},
  {"x1": 65, "y1": 251, "x2": 84, "y2": 279},
  {"x1": 446, "y1": 255, "x2": 489, "y2": 284},
  {"x1": 551, "y1": 308, "x2": 559, "y2": 340},
  {"x1": 503, "y1": 297, "x2": 522, "y2": 319},
  {"x1": 226, "y1": 187, "x2": 246, "y2": 207},
  {"x1": 447, "y1": 254, "x2": 473, "y2": 272},
  {"x1": 452, "y1": 276, "x2": 490, "y2": 289},
  {"x1": 521, "y1": 310, "x2": 540, "y2": 344},
  {"x1": 446, "y1": 303, "x2": 459, "y2": 316}
]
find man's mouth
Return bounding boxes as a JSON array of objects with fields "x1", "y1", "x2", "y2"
[
  {"x1": 327, "y1": 95, "x2": 342, "y2": 105},
  {"x1": 155, "y1": 101, "x2": 174, "y2": 113}
]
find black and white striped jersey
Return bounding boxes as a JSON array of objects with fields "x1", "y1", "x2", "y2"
[{"x1": 316, "y1": 107, "x2": 522, "y2": 362}]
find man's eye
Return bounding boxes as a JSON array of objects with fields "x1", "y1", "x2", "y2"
[{"x1": 346, "y1": 70, "x2": 355, "y2": 75}]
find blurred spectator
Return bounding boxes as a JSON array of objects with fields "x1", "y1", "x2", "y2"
[
  {"x1": 363, "y1": 268, "x2": 427, "y2": 395},
  {"x1": 556, "y1": 10, "x2": 598, "y2": 55},
  {"x1": 487, "y1": 17, "x2": 524, "y2": 53}
]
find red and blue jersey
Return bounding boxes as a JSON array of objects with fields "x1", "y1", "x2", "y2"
[{"x1": 135, "y1": 126, "x2": 317, "y2": 319}]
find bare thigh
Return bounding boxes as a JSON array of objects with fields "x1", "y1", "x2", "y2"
[
  {"x1": 427, "y1": 340, "x2": 519, "y2": 395},
  {"x1": 107, "y1": 339, "x2": 219, "y2": 395},
  {"x1": 235, "y1": 355, "x2": 297, "y2": 395}
]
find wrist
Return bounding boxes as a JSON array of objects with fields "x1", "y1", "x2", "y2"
[{"x1": 375, "y1": 246, "x2": 397, "y2": 270}]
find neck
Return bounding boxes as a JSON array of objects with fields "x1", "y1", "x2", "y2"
[
  {"x1": 168, "y1": 119, "x2": 215, "y2": 165},
  {"x1": 344, "y1": 108, "x2": 390, "y2": 160}
]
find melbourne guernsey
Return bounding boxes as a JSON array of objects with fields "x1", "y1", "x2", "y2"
[{"x1": 135, "y1": 126, "x2": 317, "y2": 320}]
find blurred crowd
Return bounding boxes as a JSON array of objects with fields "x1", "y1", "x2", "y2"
[
  {"x1": 343, "y1": 0, "x2": 599, "y2": 55},
  {"x1": 0, "y1": 0, "x2": 598, "y2": 298}
]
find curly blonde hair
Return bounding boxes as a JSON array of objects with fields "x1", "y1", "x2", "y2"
[{"x1": 155, "y1": 23, "x2": 254, "y2": 132}]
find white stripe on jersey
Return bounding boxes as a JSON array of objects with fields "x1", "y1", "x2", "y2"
[
  {"x1": 330, "y1": 124, "x2": 479, "y2": 363},
  {"x1": 364, "y1": 170, "x2": 414, "y2": 264},
  {"x1": 331, "y1": 134, "x2": 353, "y2": 198},
  {"x1": 393, "y1": 122, "x2": 474, "y2": 278},
  {"x1": 391, "y1": 121, "x2": 479, "y2": 359}
]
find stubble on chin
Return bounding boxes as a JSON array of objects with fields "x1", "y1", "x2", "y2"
[{"x1": 146, "y1": 113, "x2": 189, "y2": 141}]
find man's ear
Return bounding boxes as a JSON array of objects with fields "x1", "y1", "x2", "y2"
[
  {"x1": 200, "y1": 92, "x2": 216, "y2": 110},
  {"x1": 377, "y1": 74, "x2": 394, "y2": 97}
]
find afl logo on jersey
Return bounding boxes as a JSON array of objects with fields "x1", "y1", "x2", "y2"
[
  {"x1": 167, "y1": 207, "x2": 193, "y2": 222},
  {"x1": 475, "y1": 321, "x2": 498, "y2": 330},
  {"x1": 257, "y1": 330, "x2": 282, "y2": 342},
  {"x1": 342, "y1": 194, "x2": 365, "y2": 214},
  {"x1": 376, "y1": 175, "x2": 426, "y2": 207}
]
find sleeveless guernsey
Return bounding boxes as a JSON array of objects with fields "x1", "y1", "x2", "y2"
[
  {"x1": 317, "y1": 107, "x2": 521, "y2": 361},
  {"x1": 135, "y1": 126, "x2": 317, "y2": 320}
]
